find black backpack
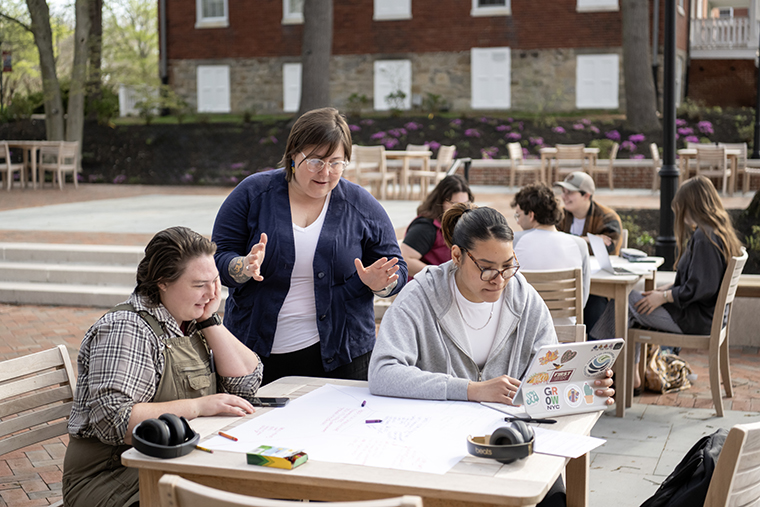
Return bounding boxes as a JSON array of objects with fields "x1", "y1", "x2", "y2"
[{"x1": 640, "y1": 428, "x2": 728, "y2": 507}]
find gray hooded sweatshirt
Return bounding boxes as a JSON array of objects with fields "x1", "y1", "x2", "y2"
[{"x1": 369, "y1": 261, "x2": 557, "y2": 401}]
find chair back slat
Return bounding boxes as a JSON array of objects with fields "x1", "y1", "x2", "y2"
[
  {"x1": 704, "y1": 421, "x2": 760, "y2": 507},
  {"x1": 554, "y1": 324, "x2": 586, "y2": 343},
  {"x1": 522, "y1": 268, "x2": 583, "y2": 325},
  {"x1": 710, "y1": 248, "x2": 748, "y2": 339},
  {"x1": 436, "y1": 145, "x2": 456, "y2": 174}
]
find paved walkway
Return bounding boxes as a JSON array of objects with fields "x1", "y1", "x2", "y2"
[{"x1": 0, "y1": 183, "x2": 757, "y2": 506}]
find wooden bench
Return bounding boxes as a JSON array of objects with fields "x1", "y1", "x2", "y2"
[{"x1": 737, "y1": 274, "x2": 760, "y2": 298}]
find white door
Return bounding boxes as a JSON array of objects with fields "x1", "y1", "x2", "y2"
[
  {"x1": 197, "y1": 65, "x2": 231, "y2": 113},
  {"x1": 576, "y1": 54, "x2": 619, "y2": 109},
  {"x1": 283, "y1": 63, "x2": 302, "y2": 113},
  {"x1": 374, "y1": 60, "x2": 412, "y2": 111},
  {"x1": 471, "y1": 47, "x2": 511, "y2": 109}
]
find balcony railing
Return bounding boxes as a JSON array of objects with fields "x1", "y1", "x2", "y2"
[{"x1": 691, "y1": 17, "x2": 753, "y2": 50}]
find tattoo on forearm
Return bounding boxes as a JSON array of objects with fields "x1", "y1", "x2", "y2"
[{"x1": 229, "y1": 256, "x2": 251, "y2": 283}]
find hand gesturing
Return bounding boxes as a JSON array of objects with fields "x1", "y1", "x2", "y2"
[{"x1": 354, "y1": 257, "x2": 399, "y2": 292}]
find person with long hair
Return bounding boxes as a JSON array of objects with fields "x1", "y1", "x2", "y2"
[
  {"x1": 400, "y1": 174, "x2": 473, "y2": 279},
  {"x1": 212, "y1": 107, "x2": 406, "y2": 386},
  {"x1": 590, "y1": 175, "x2": 743, "y2": 390}
]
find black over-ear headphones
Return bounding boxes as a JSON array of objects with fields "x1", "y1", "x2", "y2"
[
  {"x1": 466, "y1": 420, "x2": 535, "y2": 464},
  {"x1": 132, "y1": 413, "x2": 199, "y2": 459}
]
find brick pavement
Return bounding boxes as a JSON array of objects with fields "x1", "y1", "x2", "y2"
[{"x1": 0, "y1": 184, "x2": 757, "y2": 505}]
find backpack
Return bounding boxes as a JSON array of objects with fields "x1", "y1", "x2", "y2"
[
  {"x1": 644, "y1": 345, "x2": 693, "y2": 394},
  {"x1": 640, "y1": 428, "x2": 728, "y2": 507}
]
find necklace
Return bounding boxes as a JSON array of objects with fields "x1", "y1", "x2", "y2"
[{"x1": 454, "y1": 294, "x2": 495, "y2": 331}]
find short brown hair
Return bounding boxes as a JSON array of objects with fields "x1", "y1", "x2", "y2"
[
  {"x1": 511, "y1": 183, "x2": 563, "y2": 226},
  {"x1": 279, "y1": 107, "x2": 352, "y2": 181},
  {"x1": 135, "y1": 226, "x2": 217, "y2": 306}
]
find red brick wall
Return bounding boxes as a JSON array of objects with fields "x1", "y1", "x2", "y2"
[
  {"x1": 688, "y1": 59, "x2": 757, "y2": 108},
  {"x1": 165, "y1": 0, "x2": 628, "y2": 61}
]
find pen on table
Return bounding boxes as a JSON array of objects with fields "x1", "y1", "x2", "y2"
[
  {"x1": 218, "y1": 431, "x2": 238, "y2": 442},
  {"x1": 505, "y1": 416, "x2": 556, "y2": 424},
  {"x1": 195, "y1": 445, "x2": 214, "y2": 453},
  {"x1": 361, "y1": 400, "x2": 366, "y2": 407},
  {"x1": 365, "y1": 419, "x2": 382, "y2": 424}
]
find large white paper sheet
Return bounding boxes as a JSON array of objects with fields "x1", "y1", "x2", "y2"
[
  {"x1": 203, "y1": 384, "x2": 503, "y2": 474},
  {"x1": 533, "y1": 427, "x2": 606, "y2": 458}
]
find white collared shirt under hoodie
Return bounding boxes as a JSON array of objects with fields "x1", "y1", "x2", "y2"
[
  {"x1": 449, "y1": 273, "x2": 509, "y2": 368},
  {"x1": 271, "y1": 193, "x2": 331, "y2": 353}
]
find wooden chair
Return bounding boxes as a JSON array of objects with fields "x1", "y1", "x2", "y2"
[
  {"x1": 522, "y1": 268, "x2": 583, "y2": 325},
  {"x1": 629, "y1": 248, "x2": 748, "y2": 417},
  {"x1": 650, "y1": 143, "x2": 661, "y2": 192},
  {"x1": 695, "y1": 144, "x2": 731, "y2": 195},
  {"x1": 722, "y1": 142, "x2": 746, "y2": 195},
  {"x1": 507, "y1": 142, "x2": 541, "y2": 188},
  {"x1": 353, "y1": 145, "x2": 396, "y2": 200},
  {"x1": 0, "y1": 345, "x2": 77, "y2": 507},
  {"x1": 343, "y1": 144, "x2": 360, "y2": 183},
  {"x1": 552, "y1": 144, "x2": 586, "y2": 183},
  {"x1": 588, "y1": 142, "x2": 618, "y2": 190},
  {"x1": 433, "y1": 145, "x2": 456, "y2": 183},
  {"x1": 704, "y1": 421, "x2": 760, "y2": 507},
  {"x1": 743, "y1": 158, "x2": 760, "y2": 194},
  {"x1": 39, "y1": 141, "x2": 79, "y2": 190},
  {"x1": 405, "y1": 143, "x2": 437, "y2": 199},
  {"x1": 158, "y1": 474, "x2": 424, "y2": 507},
  {"x1": 554, "y1": 324, "x2": 587, "y2": 343},
  {"x1": 0, "y1": 141, "x2": 26, "y2": 191}
]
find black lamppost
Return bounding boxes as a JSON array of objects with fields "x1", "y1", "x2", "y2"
[
  {"x1": 655, "y1": 0, "x2": 677, "y2": 268},
  {"x1": 753, "y1": 29, "x2": 760, "y2": 159}
]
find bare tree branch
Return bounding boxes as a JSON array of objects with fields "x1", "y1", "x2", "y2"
[{"x1": 0, "y1": 11, "x2": 32, "y2": 32}]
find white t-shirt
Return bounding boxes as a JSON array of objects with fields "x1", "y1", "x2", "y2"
[
  {"x1": 449, "y1": 274, "x2": 510, "y2": 368},
  {"x1": 271, "y1": 194, "x2": 331, "y2": 354},
  {"x1": 570, "y1": 216, "x2": 586, "y2": 236},
  {"x1": 512, "y1": 228, "x2": 590, "y2": 325}
]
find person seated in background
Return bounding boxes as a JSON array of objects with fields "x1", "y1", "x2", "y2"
[
  {"x1": 400, "y1": 174, "x2": 473, "y2": 280},
  {"x1": 511, "y1": 183, "x2": 590, "y2": 323},
  {"x1": 63, "y1": 226, "x2": 262, "y2": 507},
  {"x1": 554, "y1": 171, "x2": 623, "y2": 328},
  {"x1": 369, "y1": 203, "x2": 615, "y2": 507}
]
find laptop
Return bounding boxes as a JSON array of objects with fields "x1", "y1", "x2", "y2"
[
  {"x1": 588, "y1": 233, "x2": 645, "y2": 275},
  {"x1": 488, "y1": 338, "x2": 625, "y2": 418}
]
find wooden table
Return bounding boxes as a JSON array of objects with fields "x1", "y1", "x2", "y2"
[
  {"x1": 122, "y1": 376, "x2": 602, "y2": 507},
  {"x1": 676, "y1": 147, "x2": 741, "y2": 194},
  {"x1": 384, "y1": 150, "x2": 432, "y2": 200},
  {"x1": 539, "y1": 147, "x2": 600, "y2": 184},
  {"x1": 589, "y1": 256, "x2": 664, "y2": 418},
  {"x1": 5, "y1": 140, "x2": 63, "y2": 189}
]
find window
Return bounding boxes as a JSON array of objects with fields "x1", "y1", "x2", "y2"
[
  {"x1": 717, "y1": 7, "x2": 733, "y2": 18},
  {"x1": 471, "y1": 0, "x2": 510, "y2": 17},
  {"x1": 576, "y1": 0, "x2": 618, "y2": 12},
  {"x1": 374, "y1": 0, "x2": 412, "y2": 20},
  {"x1": 471, "y1": 47, "x2": 511, "y2": 109},
  {"x1": 675, "y1": 56, "x2": 683, "y2": 108},
  {"x1": 283, "y1": 0, "x2": 304, "y2": 24},
  {"x1": 576, "y1": 54, "x2": 619, "y2": 109},
  {"x1": 283, "y1": 63, "x2": 302, "y2": 113},
  {"x1": 196, "y1": 0, "x2": 228, "y2": 28},
  {"x1": 197, "y1": 65, "x2": 231, "y2": 113},
  {"x1": 373, "y1": 60, "x2": 412, "y2": 111}
]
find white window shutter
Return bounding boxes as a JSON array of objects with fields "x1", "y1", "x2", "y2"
[
  {"x1": 197, "y1": 65, "x2": 231, "y2": 113},
  {"x1": 576, "y1": 54, "x2": 618, "y2": 109},
  {"x1": 374, "y1": 0, "x2": 411, "y2": 19},
  {"x1": 471, "y1": 47, "x2": 511, "y2": 109},
  {"x1": 283, "y1": 63, "x2": 302, "y2": 112},
  {"x1": 373, "y1": 60, "x2": 412, "y2": 111}
]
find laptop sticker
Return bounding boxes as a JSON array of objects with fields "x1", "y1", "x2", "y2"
[
  {"x1": 560, "y1": 349, "x2": 577, "y2": 363},
  {"x1": 584, "y1": 353, "x2": 615, "y2": 377},
  {"x1": 538, "y1": 350, "x2": 559, "y2": 365},
  {"x1": 583, "y1": 383, "x2": 595, "y2": 404},
  {"x1": 527, "y1": 372, "x2": 550, "y2": 385},
  {"x1": 565, "y1": 385, "x2": 582, "y2": 408}
]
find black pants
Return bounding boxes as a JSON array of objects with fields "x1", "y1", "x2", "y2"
[
  {"x1": 261, "y1": 341, "x2": 371, "y2": 386},
  {"x1": 539, "y1": 476, "x2": 567, "y2": 507},
  {"x1": 584, "y1": 294, "x2": 609, "y2": 340}
]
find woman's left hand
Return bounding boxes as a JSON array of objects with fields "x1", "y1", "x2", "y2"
[
  {"x1": 354, "y1": 257, "x2": 400, "y2": 292},
  {"x1": 595, "y1": 369, "x2": 615, "y2": 405},
  {"x1": 200, "y1": 277, "x2": 223, "y2": 321},
  {"x1": 634, "y1": 290, "x2": 667, "y2": 315}
]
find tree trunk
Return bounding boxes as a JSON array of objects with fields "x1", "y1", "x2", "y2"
[
  {"x1": 296, "y1": 0, "x2": 333, "y2": 117},
  {"x1": 26, "y1": 0, "x2": 64, "y2": 140},
  {"x1": 86, "y1": 0, "x2": 103, "y2": 121},
  {"x1": 621, "y1": 0, "x2": 661, "y2": 132},
  {"x1": 66, "y1": 0, "x2": 91, "y2": 148}
]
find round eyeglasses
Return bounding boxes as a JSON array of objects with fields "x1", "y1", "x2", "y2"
[
  {"x1": 465, "y1": 250, "x2": 520, "y2": 282},
  {"x1": 299, "y1": 152, "x2": 349, "y2": 175}
]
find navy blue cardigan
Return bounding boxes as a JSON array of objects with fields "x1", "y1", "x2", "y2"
[{"x1": 212, "y1": 169, "x2": 407, "y2": 371}]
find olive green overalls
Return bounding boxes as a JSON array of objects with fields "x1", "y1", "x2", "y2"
[{"x1": 62, "y1": 304, "x2": 217, "y2": 507}]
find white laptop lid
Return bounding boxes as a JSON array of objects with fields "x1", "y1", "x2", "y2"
[
  {"x1": 512, "y1": 338, "x2": 625, "y2": 417},
  {"x1": 588, "y1": 234, "x2": 647, "y2": 275}
]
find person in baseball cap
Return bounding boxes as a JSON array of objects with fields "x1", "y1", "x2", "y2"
[{"x1": 554, "y1": 171, "x2": 596, "y2": 195}]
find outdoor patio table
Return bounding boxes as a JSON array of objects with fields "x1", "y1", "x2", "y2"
[
  {"x1": 384, "y1": 150, "x2": 432, "y2": 200},
  {"x1": 676, "y1": 147, "x2": 741, "y2": 193},
  {"x1": 5, "y1": 140, "x2": 64, "y2": 189},
  {"x1": 540, "y1": 146, "x2": 599, "y2": 183}
]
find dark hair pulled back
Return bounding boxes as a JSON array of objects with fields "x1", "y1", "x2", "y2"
[{"x1": 441, "y1": 203, "x2": 514, "y2": 251}]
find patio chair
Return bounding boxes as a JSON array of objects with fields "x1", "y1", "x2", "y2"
[
  {"x1": 629, "y1": 248, "x2": 747, "y2": 417},
  {"x1": 343, "y1": 144, "x2": 359, "y2": 183},
  {"x1": 507, "y1": 142, "x2": 541, "y2": 188},
  {"x1": 722, "y1": 142, "x2": 747, "y2": 194},
  {"x1": 695, "y1": 144, "x2": 731, "y2": 195},
  {"x1": 522, "y1": 267, "x2": 583, "y2": 325},
  {"x1": 352, "y1": 145, "x2": 396, "y2": 200},
  {"x1": 552, "y1": 144, "x2": 586, "y2": 183},
  {"x1": 433, "y1": 145, "x2": 456, "y2": 183},
  {"x1": 0, "y1": 141, "x2": 26, "y2": 191},
  {"x1": 650, "y1": 143, "x2": 661, "y2": 191},
  {"x1": 405, "y1": 143, "x2": 437, "y2": 199},
  {"x1": 158, "y1": 474, "x2": 424, "y2": 507},
  {"x1": 39, "y1": 141, "x2": 79, "y2": 190},
  {"x1": 703, "y1": 421, "x2": 760, "y2": 507},
  {"x1": 554, "y1": 324, "x2": 586, "y2": 343},
  {"x1": 588, "y1": 142, "x2": 617, "y2": 190},
  {"x1": 743, "y1": 158, "x2": 760, "y2": 194}
]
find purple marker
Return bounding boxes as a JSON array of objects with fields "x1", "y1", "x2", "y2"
[
  {"x1": 361, "y1": 400, "x2": 366, "y2": 407},
  {"x1": 365, "y1": 419, "x2": 382, "y2": 424}
]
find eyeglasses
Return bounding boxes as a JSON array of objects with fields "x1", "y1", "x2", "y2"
[
  {"x1": 465, "y1": 250, "x2": 520, "y2": 282},
  {"x1": 299, "y1": 152, "x2": 348, "y2": 174},
  {"x1": 513, "y1": 212, "x2": 521, "y2": 221}
]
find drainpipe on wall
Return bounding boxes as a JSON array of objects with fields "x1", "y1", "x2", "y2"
[
  {"x1": 652, "y1": 0, "x2": 660, "y2": 109},
  {"x1": 159, "y1": 0, "x2": 169, "y2": 116}
]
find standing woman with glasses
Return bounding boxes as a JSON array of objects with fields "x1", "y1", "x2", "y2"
[{"x1": 213, "y1": 107, "x2": 406, "y2": 385}]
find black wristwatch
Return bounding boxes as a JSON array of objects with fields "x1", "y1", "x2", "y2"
[{"x1": 196, "y1": 312, "x2": 222, "y2": 330}]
